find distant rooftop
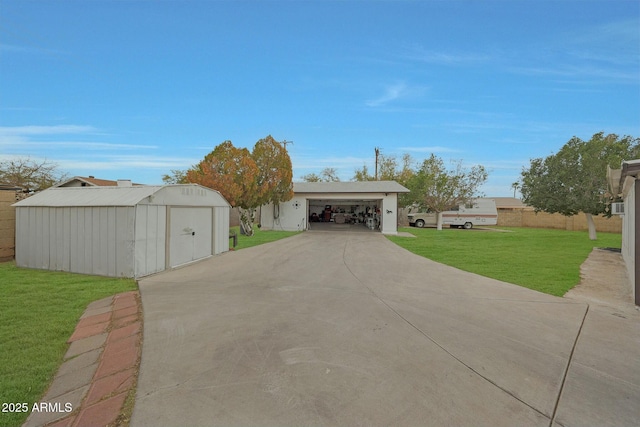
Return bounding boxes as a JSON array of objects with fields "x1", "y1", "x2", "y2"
[
  {"x1": 489, "y1": 197, "x2": 528, "y2": 209},
  {"x1": 0, "y1": 184, "x2": 25, "y2": 191},
  {"x1": 293, "y1": 181, "x2": 410, "y2": 193},
  {"x1": 54, "y1": 176, "x2": 144, "y2": 188}
]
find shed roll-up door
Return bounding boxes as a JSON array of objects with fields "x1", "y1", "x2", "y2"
[{"x1": 169, "y1": 207, "x2": 213, "y2": 267}]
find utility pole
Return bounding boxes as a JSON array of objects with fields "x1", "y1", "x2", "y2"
[
  {"x1": 282, "y1": 140, "x2": 293, "y2": 150},
  {"x1": 374, "y1": 147, "x2": 380, "y2": 181}
]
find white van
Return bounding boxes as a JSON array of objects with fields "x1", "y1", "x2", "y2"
[{"x1": 408, "y1": 198, "x2": 498, "y2": 229}]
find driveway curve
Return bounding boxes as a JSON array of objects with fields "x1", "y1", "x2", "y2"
[{"x1": 132, "y1": 232, "x2": 640, "y2": 427}]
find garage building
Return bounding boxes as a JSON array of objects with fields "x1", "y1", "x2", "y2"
[
  {"x1": 260, "y1": 181, "x2": 409, "y2": 235},
  {"x1": 14, "y1": 184, "x2": 230, "y2": 278}
]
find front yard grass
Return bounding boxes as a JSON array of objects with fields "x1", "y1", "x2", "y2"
[
  {"x1": 387, "y1": 227, "x2": 622, "y2": 297},
  {"x1": 230, "y1": 225, "x2": 300, "y2": 250},
  {"x1": 0, "y1": 262, "x2": 137, "y2": 427}
]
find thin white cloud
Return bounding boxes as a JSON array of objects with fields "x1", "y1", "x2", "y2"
[
  {"x1": 292, "y1": 155, "x2": 370, "y2": 170},
  {"x1": 568, "y1": 19, "x2": 639, "y2": 62},
  {"x1": 508, "y1": 18, "x2": 639, "y2": 85},
  {"x1": 0, "y1": 141, "x2": 158, "y2": 150},
  {"x1": 56, "y1": 155, "x2": 199, "y2": 171},
  {"x1": 365, "y1": 82, "x2": 428, "y2": 108},
  {"x1": 0, "y1": 43, "x2": 26, "y2": 52},
  {"x1": 0, "y1": 125, "x2": 97, "y2": 135},
  {"x1": 366, "y1": 83, "x2": 408, "y2": 107},
  {"x1": 0, "y1": 125, "x2": 157, "y2": 152},
  {"x1": 508, "y1": 64, "x2": 638, "y2": 83},
  {"x1": 399, "y1": 146, "x2": 461, "y2": 154},
  {"x1": 0, "y1": 124, "x2": 178, "y2": 180},
  {"x1": 0, "y1": 43, "x2": 66, "y2": 55},
  {"x1": 399, "y1": 44, "x2": 492, "y2": 66}
]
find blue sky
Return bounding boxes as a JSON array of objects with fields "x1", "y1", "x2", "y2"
[{"x1": 1, "y1": 0, "x2": 638, "y2": 196}]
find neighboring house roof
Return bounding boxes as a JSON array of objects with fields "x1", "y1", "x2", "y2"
[
  {"x1": 607, "y1": 159, "x2": 640, "y2": 198},
  {"x1": 621, "y1": 159, "x2": 640, "y2": 173},
  {"x1": 54, "y1": 176, "x2": 143, "y2": 187},
  {"x1": 490, "y1": 197, "x2": 527, "y2": 209},
  {"x1": 293, "y1": 181, "x2": 410, "y2": 193},
  {"x1": 0, "y1": 184, "x2": 25, "y2": 191},
  {"x1": 13, "y1": 184, "x2": 230, "y2": 207}
]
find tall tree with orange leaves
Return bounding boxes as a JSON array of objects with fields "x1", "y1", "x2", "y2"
[
  {"x1": 186, "y1": 136, "x2": 293, "y2": 236},
  {"x1": 252, "y1": 135, "x2": 294, "y2": 206}
]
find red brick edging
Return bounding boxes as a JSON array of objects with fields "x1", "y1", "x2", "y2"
[{"x1": 23, "y1": 291, "x2": 142, "y2": 427}]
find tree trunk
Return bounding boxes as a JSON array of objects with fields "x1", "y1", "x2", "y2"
[
  {"x1": 238, "y1": 207, "x2": 255, "y2": 237},
  {"x1": 585, "y1": 212, "x2": 597, "y2": 240},
  {"x1": 436, "y1": 212, "x2": 443, "y2": 231}
]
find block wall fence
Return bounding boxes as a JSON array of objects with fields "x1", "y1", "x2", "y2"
[
  {"x1": 497, "y1": 208, "x2": 621, "y2": 233},
  {"x1": 397, "y1": 206, "x2": 621, "y2": 233},
  {"x1": 0, "y1": 191, "x2": 28, "y2": 261}
]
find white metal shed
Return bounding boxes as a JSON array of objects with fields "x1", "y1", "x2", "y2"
[{"x1": 13, "y1": 184, "x2": 230, "y2": 278}]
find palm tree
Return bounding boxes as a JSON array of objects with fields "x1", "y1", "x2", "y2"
[{"x1": 512, "y1": 181, "x2": 520, "y2": 198}]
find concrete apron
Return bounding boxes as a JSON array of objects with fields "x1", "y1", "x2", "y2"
[{"x1": 132, "y1": 232, "x2": 640, "y2": 427}]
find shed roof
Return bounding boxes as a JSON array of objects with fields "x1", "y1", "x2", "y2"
[
  {"x1": 13, "y1": 184, "x2": 230, "y2": 207},
  {"x1": 293, "y1": 181, "x2": 410, "y2": 194}
]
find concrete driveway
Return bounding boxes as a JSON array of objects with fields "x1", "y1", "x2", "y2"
[{"x1": 132, "y1": 232, "x2": 640, "y2": 427}]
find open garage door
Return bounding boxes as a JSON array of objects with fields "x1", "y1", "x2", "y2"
[
  {"x1": 169, "y1": 207, "x2": 213, "y2": 267},
  {"x1": 307, "y1": 199, "x2": 382, "y2": 232}
]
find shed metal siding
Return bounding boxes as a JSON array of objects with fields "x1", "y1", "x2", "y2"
[
  {"x1": 24, "y1": 206, "x2": 136, "y2": 276},
  {"x1": 115, "y1": 207, "x2": 136, "y2": 277},
  {"x1": 15, "y1": 208, "x2": 25, "y2": 266},
  {"x1": 135, "y1": 204, "x2": 166, "y2": 277},
  {"x1": 14, "y1": 184, "x2": 230, "y2": 277},
  {"x1": 213, "y1": 206, "x2": 230, "y2": 254},
  {"x1": 34, "y1": 207, "x2": 45, "y2": 268}
]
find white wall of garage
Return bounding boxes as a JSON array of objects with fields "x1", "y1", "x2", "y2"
[
  {"x1": 260, "y1": 181, "x2": 407, "y2": 235},
  {"x1": 14, "y1": 184, "x2": 230, "y2": 278}
]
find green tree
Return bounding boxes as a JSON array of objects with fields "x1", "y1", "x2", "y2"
[
  {"x1": 300, "y1": 173, "x2": 322, "y2": 182},
  {"x1": 353, "y1": 153, "x2": 415, "y2": 206},
  {"x1": 511, "y1": 181, "x2": 520, "y2": 198},
  {"x1": 0, "y1": 157, "x2": 67, "y2": 192},
  {"x1": 521, "y1": 132, "x2": 639, "y2": 240},
  {"x1": 302, "y1": 168, "x2": 340, "y2": 182},
  {"x1": 353, "y1": 153, "x2": 415, "y2": 182},
  {"x1": 352, "y1": 164, "x2": 374, "y2": 182},
  {"x1": 252, "y1": 135, "x2": 294, "y2": 206},
  {"x1": 161, "y1": 169, "x2": 188, "y2": 184},
  {"x1": 409, "y1": 154, "x2": 488, "y2": 230}
]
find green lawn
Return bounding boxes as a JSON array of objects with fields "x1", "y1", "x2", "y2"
[
  {"x1": 230, "y1": 225, "x2": 300, "y2": 250},
  {"x1": 0, "y1": 263, "x2": 137, "y2": 427},
  {"x1": 387, "y1": 227, "x2": 622, "y2": 297}
]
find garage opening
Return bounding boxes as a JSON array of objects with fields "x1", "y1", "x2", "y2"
[{"x1": 307, "y1": 199, "x2": 381, "y2": 232}]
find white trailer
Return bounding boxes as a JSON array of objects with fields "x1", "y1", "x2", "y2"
[{"x1": 408, "y1": 198, "x2": 498, "y2": 229}]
